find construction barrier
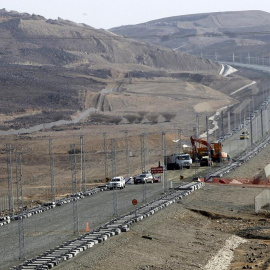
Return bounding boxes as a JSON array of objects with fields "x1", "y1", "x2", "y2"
[
  {"x1": 206, "y1": 177, "x2": 270, "y2": 186},
  {"x1": 255, "y1": 189, "x2": 270, "y2": 213}
]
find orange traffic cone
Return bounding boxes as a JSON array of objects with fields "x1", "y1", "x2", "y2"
[{"x1": 85, "y1": 222, "x2": 90, "y2": 232}]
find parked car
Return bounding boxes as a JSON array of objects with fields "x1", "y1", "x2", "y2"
[
  {"x1": 134, "y1": 173, "x2": 154, "y2": 184},
  {"x1": 153, "y1": 175, "x2": 161, "y2": 183},
  {"x1": 107, "y1": 176, "x2": 126, "y2": 189}
]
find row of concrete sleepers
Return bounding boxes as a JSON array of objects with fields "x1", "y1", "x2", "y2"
[{"x1": 11, "y1": 181, "x2": 205, "y2": 270}]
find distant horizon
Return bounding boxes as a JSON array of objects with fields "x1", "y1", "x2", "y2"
[{"x1": 0, "y1": 0, "x2": 270, "y2": 29}]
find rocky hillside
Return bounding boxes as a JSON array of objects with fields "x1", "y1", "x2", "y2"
[
  {"x1": 110, "y1": 10, "x2": 270, "y2": 60},
  {"x1": 0, "y1": 9, "x2": 224, "y2": 128},
  {"x1": 0, "y1": 9, "x2": 220, "y2": 71}
]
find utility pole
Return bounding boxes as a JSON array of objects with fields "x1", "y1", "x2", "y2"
[
  {"x1": 15, "y1": 152, "x2": 25, "y2": 260},
  {"x1": 261, "y1": 109, "x2": 264, "y2": 138},
  {"x1": 266, "y1": 109, "x2": 269, "y2": 133},
  {"x1": 140, "y1": 133, "x2": 146, "y2": 173},
  {"x1": 221, "y1": 111, "x2": 224, "y2": 138},
  {"x1": 193, "y1": 126, "x2": 199, "y2": 176},
  {"x1": 103, "y1": 132, "x2": 108, "y2": 180},
  {"x1": 196, "y1": 114, "x2": 200, "y2": 138},
  {"x1": 244, "y1": 114, "x2": 247, "y2": 148},
  {"x1": 6, "y1": 143, "x2": 14, "y2": 216},
  {"x1": 250, "y1": 112, "x2": 253, "y2": 146},
  {"x1": 49, "y1": 139, "x2": 55, "y2": 202},
  {"x1": 80, "y1": 135, "x2": 86, "y2": 192},
  {"x1": 125, "y1": 131, "x2": 130, "y2": 178},
  {"x1": 206, "y1": 116, "x2": 210, "y2": 162},
  {"x1": 140, "y1": 133, "x2": 147, "y2": 202},
  {"x1": 240, "y1": 104, "x2": 242, "y2": 127},
  {"x1": 248, "y1": 53, "x2": 251, "y2": 64},
  {"x1": 110, "y1": 139, "x2": 116, "y2": 178},
  {"x1": 162, "y1": 132, "x2": 167, "y2": 193},
  {"x1": 110, "y1": 139, "x2": 118, "y2": 216},
  {"x1": 70, "y1": 144, "x2": 79, "y2": 235},
  {"x1": 177, "y1": 129, "x2": 182, "y2": 153},
  {"x1": 227, "y1": 107, "x2": 231, "y2": 134}
]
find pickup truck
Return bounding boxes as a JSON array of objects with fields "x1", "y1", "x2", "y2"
[{"x1": 107, "y1": 176, "x2": 126, "y2": 189}]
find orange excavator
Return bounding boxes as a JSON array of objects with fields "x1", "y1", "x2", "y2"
[{"x1": 190, "y1": 136, "x2": 223, "y2": 162}]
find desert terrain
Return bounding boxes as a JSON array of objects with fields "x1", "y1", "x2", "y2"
[
  {"x1": 2, "y1": 119, "x2": 270, "y2": 269},
  {"x1": 1, "y1": 9, "x2": 270, "y2": 270},
  {"x1": 53, "y1": 153, "x2": 270, "y2": 270}
]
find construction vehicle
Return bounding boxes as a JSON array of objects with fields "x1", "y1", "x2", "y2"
[
  {"x1": 189, "y1": 136, "x2": 224, "y2": 162},
  {"x1": 165, "y1": 153, "x2": 192, "y2": 170},
  {"x1": 240, "y1": 131, "x2": 249, "y2": 140}
]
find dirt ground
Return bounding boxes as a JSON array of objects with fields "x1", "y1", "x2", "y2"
[
  {"x1": 51, "y1": 131, "x2": 270, "y2": 270},
  {"x1": 53, "y1": 183, "x2": 270, "y2": 270},
  {"x1": 0, "y1": 67, "x2": 269, "y2": 268},
  {"x1": 2, "y1": 121, "x2": 270, "y2": 270},
  {"x1": 51, "y1": 139, "x2": 270, "y2": 270}
]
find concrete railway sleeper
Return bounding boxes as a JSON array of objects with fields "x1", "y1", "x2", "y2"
[
  {"x1": 10, "y1": 181, "x2": 204, "y2": 270},
  {"x1": 206, "y1": 133, "x2": 270, "y2": 180},
  {"x1": 0, "y1": 187, "x2": 106, "y2": 228}
]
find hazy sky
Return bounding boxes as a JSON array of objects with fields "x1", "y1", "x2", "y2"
[{"x1": 0, "y1": 0, "x2": 270, "y2": 29}]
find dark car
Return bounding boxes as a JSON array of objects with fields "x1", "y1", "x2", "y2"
[{"x1": 200, "y1": 156, "x2": 213, "y2": 167}]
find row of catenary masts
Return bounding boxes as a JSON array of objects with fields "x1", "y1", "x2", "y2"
[{"x1": 0, "y1": 131, "x2": 186, "y2": 216}]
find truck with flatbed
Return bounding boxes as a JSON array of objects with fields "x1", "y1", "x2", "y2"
[{"x1": 165, "y1": 153, "x2": 192, "y2": 170}]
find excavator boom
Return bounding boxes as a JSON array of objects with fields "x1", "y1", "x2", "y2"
[{"x1": 190, "y1": 136, "x2": 222, "y2": 162}]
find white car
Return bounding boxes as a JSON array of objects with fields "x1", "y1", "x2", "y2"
[{"x1": 107, "y1": 176, "x2": 126, "y2": 189}]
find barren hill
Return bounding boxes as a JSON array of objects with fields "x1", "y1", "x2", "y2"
[
  {"x1": 0, "y1": 9, "x2": 234, "y2": 129},
  {"x1": 110, "y1": 10, "x2": 270, "y2": 59},
  {"x1": 0, "y1": 9, "x2": 261, "y2": 136}
]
